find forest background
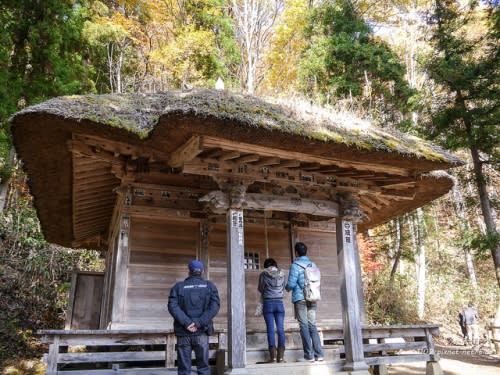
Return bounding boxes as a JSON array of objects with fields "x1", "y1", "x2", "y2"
[{"x1": 0, "y1": 0, "x2": 498, "y2": 372}]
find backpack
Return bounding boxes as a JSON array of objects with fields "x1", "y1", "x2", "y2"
[
  {"x1": 296, "y1": 262, "x2": 321, "y2": 302},
  {"x1": 464, "y1": 307, "x2": 477, "y2": 325}
]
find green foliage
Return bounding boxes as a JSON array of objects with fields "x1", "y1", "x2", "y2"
[
  {"x1": 0, "y1": 0, "x2": 95, "y2": 181},
  {"x1": 0, "y1": 0, "x2": 94, "y2": 106},
  {"x1": 365, "y1": 270, "x2": 420, "y2": 324},
  {"x1": 459, "y1": 227, "x2": 500, "y2": 261},
  {"x1": 83, "y1": 0, "x2": 240, "y2": 92},
  {"x1": 299, "y1": 0, "x2": 415, "y2": 117},
  {"x1": 0, "y1": 175, "x2": 103, "y2": 365},
  {"x1": 425, "y1": 1, "x2": 499, "y2": 161}
]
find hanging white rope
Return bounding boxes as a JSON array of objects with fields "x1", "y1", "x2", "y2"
[{"x1": 264, "y1": 211, "x2": 269, "y2": 259}]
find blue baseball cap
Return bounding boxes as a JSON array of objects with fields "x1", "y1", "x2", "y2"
[{"x1": 188, "y1": 260, "x2": 204, "y2": 273}]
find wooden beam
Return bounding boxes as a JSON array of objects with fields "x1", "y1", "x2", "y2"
[
  {"x1": 123, "y1": 205, "x2": 193, "y2": 220},
  {"x1": 360, "y1": 196, "x2": 383, "y2": 210},
  {"x1": 73, "y1": 133, "x2": 168, "y2": 160},
  {"x1": 279, "y1": 160, "x2": 301, "y2": 168},
  {"x1": 301, "y1": 162, "x2": 321, "y2": 170},
  {"x1": 202, "y1": 148, "x2": 223, "y2": 159},
  {"x1": 219, "y1": 151, "x2": 241, "y2": 161},
  {"x1": 380, "y1": 188, "x2": 416, "y2": 200},
  {"x1": 185, "y1": 157, "x2": 409, "y2": 198},
  {"x1": 200, "y1": 191, "x2": 339, "y2": 217},
  {"x1": 73, "y1": 133, "x2": 168, "y2": 162},
  {"x1": 379, "y1": 181, "x2": 417, "y2": 189},
  {"x1": 202, "y1": 135, "x2": 410, "y2": 176},
  {"x1": 234, "y1": 154, "x2": 260, "y2": 164},
  {"x1": 168, "y1": 136, "x2": 203, "y2": 168},
  {"x1": 70, "y1": 140, "x2": 123, "y2": 166},
  {"x1": 318, "y1": 167, "x2": 342, "y2": 174},
  {"x1": 253, "y1": 156, "x2": 281, "y2": 167}
]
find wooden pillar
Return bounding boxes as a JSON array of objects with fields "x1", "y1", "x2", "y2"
[
  {"x1": 110, "y1": 214, "x2": 130, "y2": 325},
  {"x1": 101, "y1": 186, "x2": 127, "y2": 328},
  {"x1": 110, "y1": 189, "x2": 132, "y2": 326},
  {"x1": 336, "y1": 195, "x2": 370, "y2": 374},
  {"x1": 223, "y1": 181, "x2": 250, "y2": 375},
  {"x1": 226, "y1": 209, "x2": 247, "y2": 369}
]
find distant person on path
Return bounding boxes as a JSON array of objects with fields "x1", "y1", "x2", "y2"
[
  {"x1": 464, "y1": 302, "x2": 479, "y2": 346},
  {"x1": 285, "y1": 242, "x2": 324, "y2": 362},
  {"x1": 258, "y1": 258, "x2": 286, "y2": 363},
  {"x1": 458, "y1": 307, "x2": 468, "y2": 344},
  {"x1": 168, "y1": 260, "x2": 220, "y2": 375}
]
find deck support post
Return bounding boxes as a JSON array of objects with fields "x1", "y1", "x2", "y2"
[
  {"x1": 336, "y1": 194, "x2": 370, "y2": 374},
  {"x1": 426, "y1": 361, "x2": 444, "y2": 375},
  {"x1": 46, "y1": 334, "x2": 60, "y2": 374},
  {"x1": 223, "y1": 180, "x2": 250, "y2": 375}
]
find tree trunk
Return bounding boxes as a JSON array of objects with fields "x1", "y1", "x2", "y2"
[
  {"x1": 407, "y1": 210, "x2": 426, "y2": 318},
  {"x1": 415, "y1": 208, "x2": 426, "y2": 319},
  {"x1": 470, "y1": 146, "x2": 500, "y2": 289},
  {"x1": 231, "y1": 0, "x2": 281, "y2": 95},
  {"x1": 450, "y1": 174, "x2": 478, "y2": 289},
  {"x1": 107, "y1": 43, "x2": 114, "y2": 93},
  {"x1": 389, "y1": 218, "x2": 402, "y2": 284},
  {"x1": 0, "y1": 149, "x2": 15, "y2": 213}
]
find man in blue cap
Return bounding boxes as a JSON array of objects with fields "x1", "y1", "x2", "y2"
[{"x1": 168, "y1": 260, "x2": 220, "y2": 375}]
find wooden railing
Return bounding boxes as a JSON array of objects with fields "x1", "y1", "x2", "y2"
[
  {"x1": 486, "y1": 324, "x2": 500, "y2": 353},
  {"x1": 38, "y1": 329, "x2": 225, "y2": 375},
  {"x1": 39, "y1": 324, "x2": 441, "y2": 375},
  {"x1": 327, "y1": 324, "x2": 440, "y2": 366}
]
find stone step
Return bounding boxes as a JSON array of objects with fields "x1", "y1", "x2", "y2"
[{"x1": 246, "y1": 347, "x2": 341, "y2": 364}]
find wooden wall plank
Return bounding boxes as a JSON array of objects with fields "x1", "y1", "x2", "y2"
[
  {"x1": 123, "y1": 217, "x2": 199, "y2": 325},
  {"x1": 295, "y1": 227, "x2": 342, "y2": 323}
]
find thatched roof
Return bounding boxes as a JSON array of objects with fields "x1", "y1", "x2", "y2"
[
  {"x1": 14, "y1": 89, "x2": 460, "y2": 164},
  {"x1": 11, "y1": 89, "x2": 462, "y2": 249}
]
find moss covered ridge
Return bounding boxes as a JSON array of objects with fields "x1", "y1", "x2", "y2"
[{"x1": 13, "y1": 89, "x2": 461, "y2": 164}]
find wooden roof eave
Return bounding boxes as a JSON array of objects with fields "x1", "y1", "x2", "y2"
[{"x1": 152, "y1": 113, "x2": 461, "y2": 174}]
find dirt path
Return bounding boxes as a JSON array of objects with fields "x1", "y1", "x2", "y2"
[{"x1": 388, "y1": 345, "x2": 500, "y2": 375}]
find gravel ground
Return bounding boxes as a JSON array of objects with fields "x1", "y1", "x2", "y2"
[{"x1": 387, "y1": 345, "x2": 500, "y2": 375}]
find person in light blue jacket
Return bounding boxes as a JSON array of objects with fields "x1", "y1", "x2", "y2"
[{"x1": 285, "y1": 242, "x2": 324, "y2": 362}]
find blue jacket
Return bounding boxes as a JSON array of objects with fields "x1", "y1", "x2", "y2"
[
  {"x1": 168, "y1": 275, "x2": 220, "y2": 336},
  {"x1": 286, "y1": 256, "x2": 316, "y2": 303}
]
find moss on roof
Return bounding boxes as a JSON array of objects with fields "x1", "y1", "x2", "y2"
[{"x1": 12, "y1": 89, "x2": 461, "y2": 164}]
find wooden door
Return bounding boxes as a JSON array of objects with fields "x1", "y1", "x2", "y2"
[{"x1": 66, "y1": 271, "x2": 104, "y2": 329}]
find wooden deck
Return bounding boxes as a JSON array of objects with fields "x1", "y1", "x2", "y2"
[{"x1": 39, "y1": 324, "x2": 442, "y2": 375}]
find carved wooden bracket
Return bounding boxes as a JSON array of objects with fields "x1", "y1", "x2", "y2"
[
  {"x1": 339, "y1": 193, "x2": 367, "y2": 223},
  {"x1": 199, "y1": 191, "x2": 229, "y2": 214},
  {"x1": 212, "y1": 177, "x2": 253, "y2": 209}
]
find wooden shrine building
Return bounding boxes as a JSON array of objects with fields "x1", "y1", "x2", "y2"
[{"x1": 10, "y1": 89, "x2": 460, "y2": 375}]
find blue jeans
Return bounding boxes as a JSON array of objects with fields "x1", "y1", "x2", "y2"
[
  {"x1": 176, "y1": 334, "x2": 210, "y2": 375},
  {"x1": 263, "y1": 299, "x2": 285, "y2": 348},
  {"x1": 294, "y1": 300, "x2": 324, "y2": 360}
]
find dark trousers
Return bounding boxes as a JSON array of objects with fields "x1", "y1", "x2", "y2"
[{"x1": 176, "y1": 334, "x2": 210, "y2": 375}]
